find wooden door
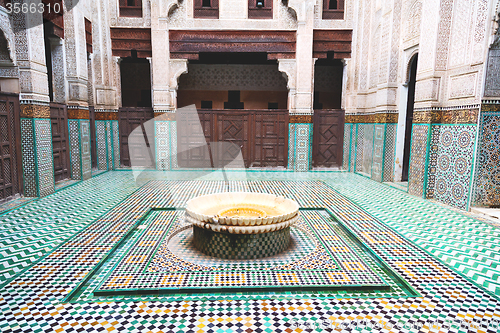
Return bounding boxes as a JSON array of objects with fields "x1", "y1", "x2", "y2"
[
  {"x1": 177, "y1": 109, "x2": 288, "y2": 168},
  {"x1": 0, "y1": 93, "x2": 22, "y2": 201},
  {"x1": 254, "y1": 111, "x2": 288, "y2": 167},
  {"x1": 216, "y1": 111, "x2": 250, "y2": 167},
  {"x1": 50, "y1": 103, "x2": 70, "y2": 182},
  {"x1": 312, "y1": 109, "x2": 344, "y2": 168},
  {"x1": 118, "y1": 107, "x2": 154, "y2": 167}
]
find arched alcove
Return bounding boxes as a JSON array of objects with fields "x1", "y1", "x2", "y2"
[{"x1": 402, "y1": 53, "x2": 418, "y2": 182}]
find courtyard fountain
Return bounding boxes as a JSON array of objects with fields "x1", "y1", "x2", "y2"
[{"x1": 185, "y1": 192, "x2": 300, "y2": 259}]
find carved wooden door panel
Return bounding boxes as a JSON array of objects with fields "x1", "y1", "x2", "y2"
[
  {"x1": 216, "y1": 112, "x2": 250, "y2": 167},
  {"x1": 0, "y1": 93, "x2": 22, "y2": 201},
  {"x1": 177, "y1": 109, "x2": 288, "y2": 169},
  {"x1": 312, "y1": 109, "x2": 345, "y2": 168},
  {"x1": 254, "y1": 112, "x2": 288, "y2": 167},
  {"x1": 177, "y1": 110, "x2": 212, "y2": 168},
  {"x1": 118, "y1": 107, "x2": 155, "y2": 167},
  {"x1": 50, "y1": 103, "x2": 70, "y2": 183}
]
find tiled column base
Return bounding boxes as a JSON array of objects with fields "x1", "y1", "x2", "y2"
[
  {"x1": 155, "y1": 120, "x2": 178, "y2": 170},
  {"x1": 68, "y1": 119, "x2": 92, "y2": 181},
  {"x1": 95, "y1": 119, "x2": 120, "y2": 170},
  {"x1": 288, "y1": 123, "x2": 312, "y2": 172},
  {"x1": 192, "y1": 225, "x2": 291, "y2": 259},
  {"x1": 20, "y1": 118, "x2": 55, "y2": 197}
]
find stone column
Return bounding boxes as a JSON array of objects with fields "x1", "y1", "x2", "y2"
[
  {"x1": 285, "y1": 0, "x2": 315, "y2": 171},
  {"x1": 151, "y1": 1, "x2": 187, "y2": 171},
  {"x1": 14, "y1": 11, "x2": 55, "y2": 197},
  {"x1": 64, "y1": 3, "x2": 93, "y2": 180}
]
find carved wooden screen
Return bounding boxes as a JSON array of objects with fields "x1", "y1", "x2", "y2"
[
  {"x1": 248, "y1": 0, "x2": 272, "y2": 19},
  {"x1": 194, "y1": 0, "x2": 219, "y2": 18},
  {"x1": 322, "y1": 0, "x2": 344, "y2": 19},
  {"x1": 177, "y1": 109, "x2": 288, "y2": 168},
  {"x1": 0, "y1": 93, "x2": 22, "y2": 201},
  {"x1": 118, "y1": 107, "x2": 154, "y2": 167},
  {"x1": 312, "y1": 109, "x2": 345, "y2": 168},
  {"x1": 119, "y1": 0, "x2": 142, "y2": 17},
  {"x1": 50, "y1": 103, "x2": 71, "y2": 183}
]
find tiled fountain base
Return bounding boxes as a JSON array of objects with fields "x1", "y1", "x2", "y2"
[
  {"x1": 1, "y1": 176, "x2": 500, "y2": 332},
  {"x1": 95, "y1": 209, "x2": 390, "y2": 294}
]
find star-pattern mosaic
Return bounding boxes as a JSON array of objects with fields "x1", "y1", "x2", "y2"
[
  {"x1": 473, "y1": 111, "x2": 500, "y2": 207},
  {"x1": 427, "y1": 124, "x2": 476, "y2": 209}
]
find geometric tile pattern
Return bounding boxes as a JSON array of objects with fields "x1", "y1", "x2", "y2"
[
  {"x1": 371, "y1": 124, "x2": 384, "y2": 182},
  {"x1": 331, "y1": 172, "x2": 500, "y2": 297},
  {"x1": 33, "y1": 119, "x2": 54, "y2": 197},
  {"x1": 361, "y1": 124, "x2": 374, "y2": 176},
  {"x1": 112, "y1": 120, "x2": 120, "y2": 169},
  {"x1": 342, "y1": 123, "x2": 351, "y2": 171},
  {"x1": 408, "y1": 124, "x2": 430, "y2": 198},
  {"x1": 0, "y1": 197, "x2": 34, "y2": 215},
  {"x1": 191, "y1": 224, "x2": 292, "y2": 260},
  {"x1": 80, "y1": 120, "x2": 92, "y2": 180},
  {"x1": 0, "y1": 172, "x2": 500, "y2": 332},
  {"x1": 427, "y1": 124, "x2": 476, "y2": 209},
  {"x1": 97, "y1": 208, "x2": 386, "y2": 292},
  {"x1": 155, "y1": 121, "x2": 172, "y2": 170},
  {"x1": 287, "y1": 124, "x2": 295, "y2": 169},
  {"x1": 68, "y1": 120, "x2": 81, "y2": 180},
  {"x1": 473, "y1": 111, "x2": 500, "y2": 206},
  {"x1": 170, "y1": 121, "x2": 178, "y2": 169},
  {"x1": 1, "y1": 172, "x2": 500, "y2": 333},
  {"x1": 355, "y1": 124, "x2": 364, "y2": 172},
  {"x1": 95, "y1": 120, "x2": 107, "y2": 170},
  {"x1": 20, "y1": 118, "x2": 37, "y2": 197},
  {"x1": 0, "y1": 172, "x2": 140, "y2": 287},
  {"x1": 383, "y1": 123, "x2": 397, "y2": 182},
  {"x1": 157, "y1": 217, "x2": 317, "y2": 271},
  {"x1": 106, "y1": 120, "x2": 113, "y2": 170},
  {"x1": 349, "y1": 124, "x2": 356, "y2": 172},
  {"x1": 288, "y1": 123, "x2": 312, "y2": 172}
]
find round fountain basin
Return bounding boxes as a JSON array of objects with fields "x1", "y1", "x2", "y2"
[
  {"x1": 186, "y1": 192, "x2": 299, "y2": 227},
  {"x1": 186, "y1": 192, "x2": 300, "y2": 259}
]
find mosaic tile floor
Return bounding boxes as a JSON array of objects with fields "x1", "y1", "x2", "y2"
[
  {"x1": 0, "y1": 171, "x2": 499, "y2": 332},
  {"x1": 95, "y1": 207, "x2": 388, "y2": 293},
  {"x1": 0, "y1": 196, "x2": 34, "y2": 215}
]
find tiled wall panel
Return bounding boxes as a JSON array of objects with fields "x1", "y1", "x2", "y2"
[
  {"x1": 80, "y1": 120, "x2": 92, "y2": 180},
  {"x1": 362, "y1": 124, "x2": 374, "y2": 176},
  {"x1": 382, "y1": 124, "x2": 397, "y2": 182},
  {"x1": 472, "y1": 112, "x2": 500, "y2": 207},
  {"x1": 342, "y1": 124, "x2": 352, "y2": 171},
  {"x1": 426, "y1": 125, "x2": 476, "y2": 209},
  {"x1": 112, "y1": 120, "x2": 120, "y2": 169},
  {"x1": 96, "y1": 121, "x2": 108, "y2": 170},
  {"x1": 371, "y1": 124, "x2": 385, "y2": 182},
  {"x1": 106, "y1": 121, "x2": 113, "y2": 169},
  {"x1": 20, "y1": 119, "x2": 37, "y2": 197},
  {"x1": 408, "y1": 124, "x2": 430, "y2": 198},
  {"x1": 156, "y1": 121, "x2": 172, "y2": 170},
  {"x1": 68, "y1": 120, "x2": 81, "y2": 180},
  {"x1": 355, "y1": 124, "x2": 364, "y2": 172},
  {"x1": 288, "y1": 123, "x2": 312, "y2": 172},
  {"x1": 34, "y1": 119, "x2": 54, "y2": 197},
  {"x1": 350, "y1": 125, "x2": 356, "y2": 172}
]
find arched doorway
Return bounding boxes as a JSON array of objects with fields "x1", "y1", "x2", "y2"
[
  {"x1": 176, "y1": 53, "x2": 289, "y2": 168},
  {"x1": 312, "y1": 58, "x2": 344, "y2": 168},
  {"x1": 0, "y1": 29, "x2": 22, "y2": 202},
  {"x1": 402, "y1": 54, "x2": 418, "y2": 181}
]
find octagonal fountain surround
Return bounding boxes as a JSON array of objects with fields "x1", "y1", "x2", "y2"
[{"x1": 185, "y1": 192, "x2": 300, "y2": 259}]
